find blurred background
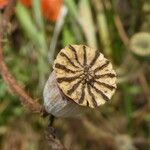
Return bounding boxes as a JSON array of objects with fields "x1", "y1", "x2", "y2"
[{"x1": 0, "y1": 0, "x2": 150, "y2": 149}]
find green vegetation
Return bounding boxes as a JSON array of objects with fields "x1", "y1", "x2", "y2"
[{"x1": 0, "y1": 0, "x2": 149, "y2": 149}]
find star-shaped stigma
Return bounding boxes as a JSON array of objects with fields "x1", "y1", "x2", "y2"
[{"x1": 54, "y1": 45, "x2": 117, "y2": 108}]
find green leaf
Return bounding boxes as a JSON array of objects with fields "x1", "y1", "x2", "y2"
[
  {"x1": 62, "y1": 25, "x2": 76, "y2": 46},
  {"x1": 15, "y1": 2, "x2": 39, "y2": 42}
]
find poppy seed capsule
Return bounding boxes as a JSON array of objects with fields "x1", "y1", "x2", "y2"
[
  {"x1": 130, "y1": 32, "x2": 150, "y2": 60},
  {"x1": 43, "y1": 45, "x2": 117, "y2": 117}
]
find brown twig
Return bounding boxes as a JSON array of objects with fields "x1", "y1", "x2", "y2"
[
  {"x1": 114, "y1": 14, "x2": 130, "y2": 47},
  {"x1": 46, "y1": 126, "x2": 66, "y2": 150},
  {"x1": 0, "y1": 0, "x2": 42, "y2": 113},
  {"x1": 0, "y1": 1, "x2": 66, "y2": 149},
  {"x1": 0, "y1": 59, "x2": 42, "y2": 113}
]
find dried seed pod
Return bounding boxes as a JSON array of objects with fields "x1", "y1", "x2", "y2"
[
  {"x1": 43, "y1": 45, "x2": 117, "y2": 117},
  {"x1": 130, "y1": 32, "x2": 150, "y2": 60}
]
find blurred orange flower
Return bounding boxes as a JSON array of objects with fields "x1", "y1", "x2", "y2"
[
  {"x1": 1, "y1": 0, "x2": 63, "y2": 21},
  {"x1": 41, "y1": 0, "x2": 63, "y2": 21},
  {"x1": 20, "y1": 0, "x2": 32, "y2": 7},
  {"x1": 20, "y1": 0, "x2": 63, "y2": 21},
  {"x1": 0, "y1": 0, "x2": 9, "y2": 9}
]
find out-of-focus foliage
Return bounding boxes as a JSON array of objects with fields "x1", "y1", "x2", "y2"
[{"x1": 0, "y1": 0, "x2": 150, "y2": 149}]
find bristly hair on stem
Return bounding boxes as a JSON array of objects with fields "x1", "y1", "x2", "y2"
[{"x1": 0, "y1": 1, "x2": 66, "y2": 149}]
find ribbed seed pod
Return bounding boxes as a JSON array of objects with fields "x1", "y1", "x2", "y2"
[
  {"x1": 43, "y1": 45, "x2": 117, "y2": 117},
  {"x1": 130, "y1": 32, "x2": 150, "y2": 60}
]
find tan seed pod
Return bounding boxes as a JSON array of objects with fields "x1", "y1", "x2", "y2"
[
  {"x1": 43, "y1": 45, "x2": 117, "y2": 117},
  {"x1": 130, "y1": 32, "x2": 150, "y2": 60}
]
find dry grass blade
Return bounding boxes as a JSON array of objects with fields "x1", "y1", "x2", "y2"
[
  {"x1": 114, "y1": 15, "x2": 129, "y2": 47},
  {"x1": 79, "y1": 0, "x2": 98, "y2": 49}
]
